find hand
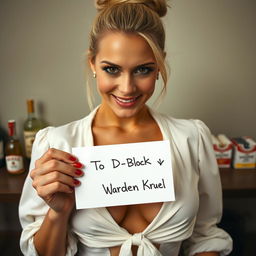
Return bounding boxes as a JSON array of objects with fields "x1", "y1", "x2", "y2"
[{"x1": 30, "y1": 148, "x2": 84, "y2": 215}]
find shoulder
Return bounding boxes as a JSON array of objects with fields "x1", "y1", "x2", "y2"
[
  {"x1": 35, "y1": 109, "x2": 97, "y2": 148},
  {"x1": 150, "y1": 110, "x2": 213, "y2": 151},
  {"x1": 152, "y1": 110, "x2": 209, "y2": 138},
  {"x1": 48, "y1": 117, "x2": 88, "y2": 140}
]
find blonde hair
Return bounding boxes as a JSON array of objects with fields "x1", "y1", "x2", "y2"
[{"x1": 86, "y1": 0, "x2": 169, "y2": 109}]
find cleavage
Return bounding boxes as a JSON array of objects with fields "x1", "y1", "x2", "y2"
[{"x1": 107, "y1": 202, "x2": 163, "y2": 234}]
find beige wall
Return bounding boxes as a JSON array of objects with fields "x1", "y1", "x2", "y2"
[{"x1": 0, "y1": 0, "x2": 255, "y2": 142}]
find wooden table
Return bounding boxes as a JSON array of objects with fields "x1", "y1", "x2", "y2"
[
  {"x1": 0, "y1": 167, "x2": 256, "y2": 202},
  {"x1": 220, "y1": 168, "x2": 256, "y2": 197},
  {"x1": 0, "y1": 169, "x2": 28, "y2": 202}
]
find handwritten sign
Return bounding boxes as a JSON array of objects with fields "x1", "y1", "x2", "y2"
[{"x1": 72, "y1": 140, "x2": 175, "y2": 209}]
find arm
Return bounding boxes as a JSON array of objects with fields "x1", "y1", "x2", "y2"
[
  {"x1": 34, "y1": 209, "x2": 71, "y2": 256},
  {"x1": 30, "y1": 148, "x2": 82, "y2": 256},
  {"x1": 19, "y1": 128, "x2": 82, "y2": 256},
  {"x1": 182, "y1": 120, "x2": 232, "y2": 256}
]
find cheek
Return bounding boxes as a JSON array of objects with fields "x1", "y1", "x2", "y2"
[
  {"x1": 138, "y1": 78, "x2": 156, "y2": 94},
  {"x1": 97, "y1": 76, "x2": 115, "y2": 94}
]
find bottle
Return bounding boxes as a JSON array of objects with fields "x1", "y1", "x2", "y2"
[
  {"x1": 23, "y1": 99, "x2": 43, "y2": 159},
  {"x1": 5, "y1": 120, "x2": 24, "y2": 174}
]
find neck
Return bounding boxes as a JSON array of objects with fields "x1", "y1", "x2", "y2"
[
  {"x1": 28, "y1": 112, "x2": 35, "y2": 119},
  {"x1": 94, "y1": 104, "x2": 152, "y2": 131}
]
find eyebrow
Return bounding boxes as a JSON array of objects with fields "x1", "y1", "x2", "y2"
[{"x1": 100, "y1": 60, "x2": 156, "y2": 68}]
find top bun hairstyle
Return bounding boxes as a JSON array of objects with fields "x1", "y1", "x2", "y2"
[
  {"x1": 87, "y1": 0, "x2": 169, "y2": 108},
  {"x1": 95, "y1": 0, "x2": 167, "y2": 17}
]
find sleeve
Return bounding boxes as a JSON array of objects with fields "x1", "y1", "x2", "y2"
[
  {"x1": 182, "y1": 120, "x2": 233, "y2": 256},
  {"x1": 18, "y1": 127, "x2": 78, "y2": 256}
]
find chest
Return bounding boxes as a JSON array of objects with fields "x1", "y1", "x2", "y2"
[{"x1": 107, "y1": 202, "x2": 163, "y2": 234}]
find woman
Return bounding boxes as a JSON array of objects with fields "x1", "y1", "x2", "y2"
[{"x1": 19, "y1": 0, "x2": 232, "y2": 255}]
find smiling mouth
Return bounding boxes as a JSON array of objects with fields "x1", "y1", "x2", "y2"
[{"x1": 112, "y1": 95, "x2": 141, "y2": 106}]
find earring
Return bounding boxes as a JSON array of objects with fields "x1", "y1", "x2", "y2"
[
  {"x1": 156, "y1": 73, "x2": 159, "y2": 80},
  {"x1": 93, "y1": 72, "x2": 96, "y2": 78}
]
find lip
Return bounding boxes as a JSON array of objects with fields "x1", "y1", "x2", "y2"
[{"x1": 112, "y1": 95, "x2": 141, "y2": 107}]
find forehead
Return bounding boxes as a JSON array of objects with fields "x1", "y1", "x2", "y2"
[{"x1": 95, "y1": 32, "x2": 155, "y2": 65}]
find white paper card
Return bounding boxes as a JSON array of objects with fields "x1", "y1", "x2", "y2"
[{"x1": 72, "y1": 140, "x2": 175, "y2": 209}]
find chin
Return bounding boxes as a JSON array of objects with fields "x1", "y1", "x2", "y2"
[
  {"x1": 111, "y1": 104, "x2": 147, "y2": 119},
  {"x1": 113, "y1": 109, "x2": 139, "y2": 119}
]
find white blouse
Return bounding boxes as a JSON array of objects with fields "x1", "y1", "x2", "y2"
[{"x1": 19, "y1": 107, "x2": 232, "y2": 256}]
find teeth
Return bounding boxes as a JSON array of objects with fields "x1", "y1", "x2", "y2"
[{"x1": 116, "y1": 97, "x2": 136, "y2": 103}]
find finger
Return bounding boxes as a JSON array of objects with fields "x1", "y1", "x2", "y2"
[
  {"x1": 36, "y1": 182, "x2": 74, "y2": 198},
  {"x1": 33, "y1": 171, "x2": 81, "y2": 188},
  {"x1": 35, "y1": 148, "x2": 80, "y2": 166},
  {"x1": 31, "y1": 159, "x2": 84, "y2": 179}
]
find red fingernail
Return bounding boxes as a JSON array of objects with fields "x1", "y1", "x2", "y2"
[
  {"x1": 74, "y1": 179, "x2": 80, "y2": 185},
  {"x1": 75, "y1": 169, "x2": 83, "y2": 176},
  {"x1": 73, "y1": 162, "x2": 83, "y2": 168},
  {"x1": 69, "y1": 156, "x2": 77, "y2": 162}
]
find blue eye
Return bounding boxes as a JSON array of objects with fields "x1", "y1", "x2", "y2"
[
  {"x1": 102, "y1": 66, "x2": 119, "y2": 75},
  {"x1": 134, "y1": 67, "x2": 154, "y2": 75}
]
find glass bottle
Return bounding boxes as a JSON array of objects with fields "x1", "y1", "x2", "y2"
[
  {"x1": 23, "y1": 99, "x2": 43, "y2": 159},
  {"x1": 5, "y1": 120, "x2": 24, "y2": 174}
]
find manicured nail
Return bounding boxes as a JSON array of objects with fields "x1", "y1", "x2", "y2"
[
  {"x1": 74, "y1": 179, "x2": 81, "y2": 186},
  {"x1": 75, "y1": 169, "x2": 83, "y2": 176},
  {"x1": 69, "y1": 155, "x2": 77, "y2": 162},
  {"x1": 73, "y1": 162, "x2": 83, "y2": 168}
]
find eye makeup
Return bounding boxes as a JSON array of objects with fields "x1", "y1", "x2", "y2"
[{"x1": 100, "y1": 60, "x2": 156, "y2": 77}]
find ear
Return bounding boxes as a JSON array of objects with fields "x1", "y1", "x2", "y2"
[
  {"x1": 89, "y1": 57, "x2": 96, "y2": 73},
  {"x1": 87, "y1": 49, "x2": 96, "y2": 72}
]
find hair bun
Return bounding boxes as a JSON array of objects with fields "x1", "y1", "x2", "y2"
[{"x1": 95, "y1": 0, "x2": 168, "y2": 17}]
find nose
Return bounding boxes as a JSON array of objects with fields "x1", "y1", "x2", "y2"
[{"x1": 118, "y1": 73, "x2": 136, "y2": 95}]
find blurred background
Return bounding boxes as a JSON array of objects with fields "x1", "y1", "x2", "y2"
[
  {"x1": 0, "y1": 0, "x2": 255, "y2": 255},
  {"x1": 0, "y1": 0, "x2": 255, "y2": 137}
]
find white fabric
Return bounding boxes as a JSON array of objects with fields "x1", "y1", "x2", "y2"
[{"x1": 19, "y1": 107, "x2": 232, "y2": 256}]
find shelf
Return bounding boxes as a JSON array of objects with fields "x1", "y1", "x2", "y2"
[
  {"x1": 0, "y1": 166, "x2": 255, "y2": 202},
  {"x1": 219, "y1": 168, "x2": 256, "y2": 197},
  {"x1": 0, "y1": 168, "x2": 28, "y2": 202}
]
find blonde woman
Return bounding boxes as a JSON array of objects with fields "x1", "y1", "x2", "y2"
[{"x1": 19, "y1": 1, "x2": 232, "y2": 255}]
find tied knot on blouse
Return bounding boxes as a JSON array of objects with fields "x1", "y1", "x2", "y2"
[
  {"x1": 131, "y1": 233, "x2": 143, "y2": 246},
  {"x1": 120, "y1": 232, "x2": 162, "y2": 256}
]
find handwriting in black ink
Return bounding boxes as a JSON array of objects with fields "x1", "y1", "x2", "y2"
[
  {"x1": 90, "y1": 160, "x2": 105, "y2": 170},
  {"x1": 157, "y1": 159, "x2": 164, "y2": 166}
]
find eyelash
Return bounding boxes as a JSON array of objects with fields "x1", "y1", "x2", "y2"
[
  {"x1": 102, "y1": 66, "x2": 119, "y2": 75},
  {"x1": 102, "y1": 66, "x2": 155, "y2": 76},
  {"x1": 134, "y1": 67, "x2": 154, "y2": 75}
]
